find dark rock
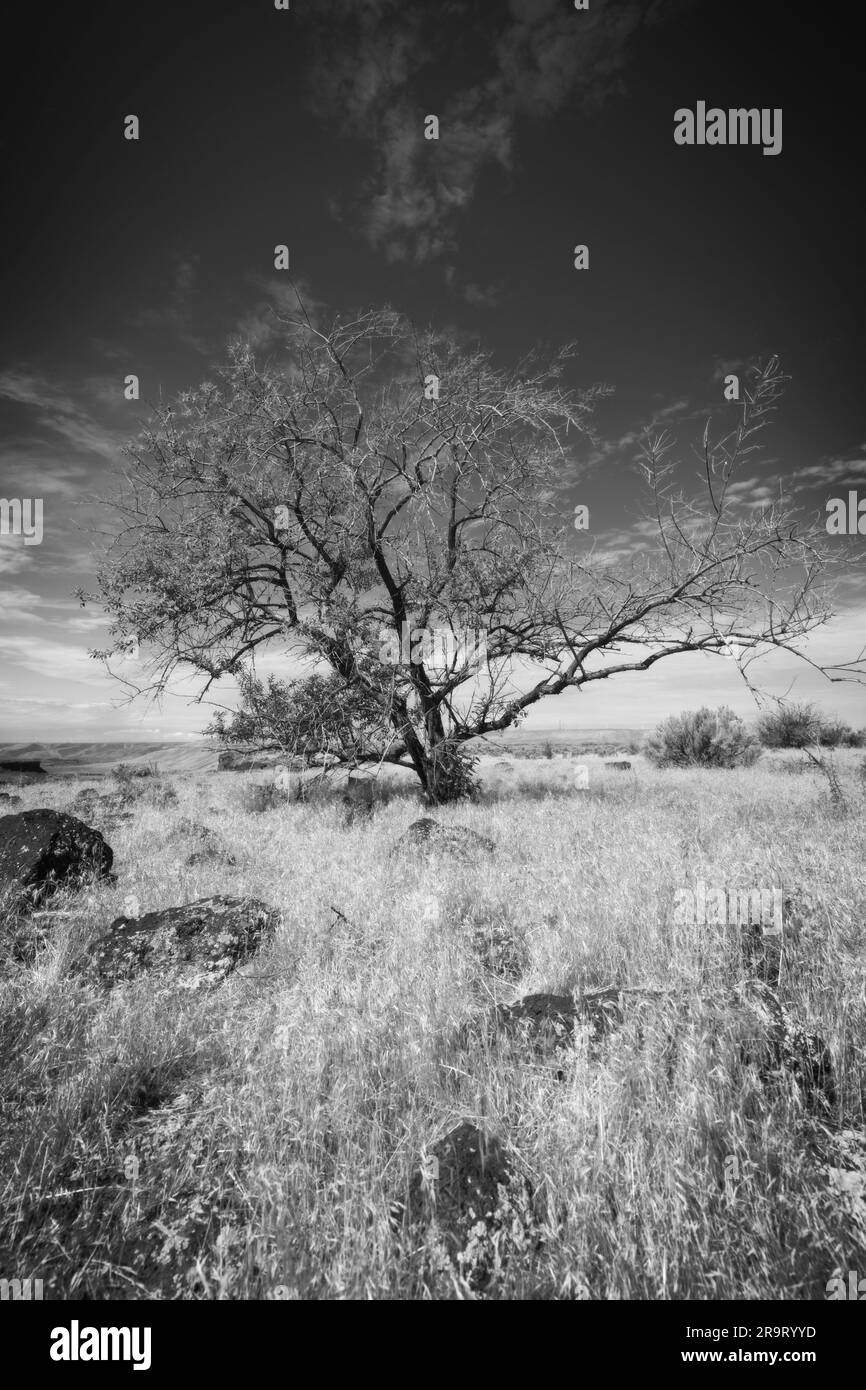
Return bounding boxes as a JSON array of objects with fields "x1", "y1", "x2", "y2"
[
  {"x1": 392, "y1": 817, "x2": 495, "y2": 860},
  {"x1": 0, "y1": 809, "x2": 113, "y2": 907},
  {"x1": 605, "y1": 760, "x2": 632, "y2": 771},
  {"x1": 401, "y1": 1122, "x2": 524, "y2": 1289},
  {"x1": 185, "y1": 846, "x2": 237, "y2": 867},
  {"x1": 492, "y1": 987, "x2": 626, "y2": 1069},
  {"x1": 86, "y1": 894, "x2": 280, "y2": 990},
  {"x1": 730, "y1": 979, "x2": 835, "y2": 1108},
  {"x1": 0, "y1": 793, "x2": 23, "y2": 808},
  {"x1": 0, "y1": 760, "x2": 49, "y2": 786},
  {"x1": 470, "y1": 920, "x2": 526, "y2": 980}
]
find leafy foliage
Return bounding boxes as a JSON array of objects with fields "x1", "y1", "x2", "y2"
[{"x1": 207, "y1": 670, "x2": 394, "y2": 766}]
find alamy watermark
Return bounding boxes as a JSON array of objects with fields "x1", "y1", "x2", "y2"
[
  {"x1": 826, "y1": 491, "x2": 866, "y2": 535},
  {"x1": 674, "y1": 103, "x2": 782, "y2": 157},
  {"x1": 0, "y1": 497, "x2": 43, "y2": 545},
  {"x1": 379, "y1": 622, "x2": 488, "y2": 669},
  {"x1": 826, "y1": 1269, "x2": 866, "y2": 1300},
  {"x1": 49, "y1": 1321, "x2": 151, "y2": 1370},
  {"x1": 1, "y1": 1277, "x2": 43, "y2": 1300},
  {"x1": 674, "y1": 881, "x2": 783, "y2": 932}
]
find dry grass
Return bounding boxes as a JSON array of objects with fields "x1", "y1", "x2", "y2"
[{"x1": 1, "y1": 751, "x2": 865, "y2": 1299}]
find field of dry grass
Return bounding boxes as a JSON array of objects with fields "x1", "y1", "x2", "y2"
[{"x1": 2, "y1": 750, "x2": 865, "y2": 1299}]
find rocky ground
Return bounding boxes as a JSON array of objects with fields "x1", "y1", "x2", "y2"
[{"x1": 1, "y1": 750, "x2": 864, "y2": 1299}]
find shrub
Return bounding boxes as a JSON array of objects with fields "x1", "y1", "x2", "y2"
[
  {"x1": 756, "y1": 702, "x2": 822, "y2": 749},
  {"x1": 644, "y1": 706, "x2": 762, "y2": 770},
  {"x1": 757, "y1": 702, "x2": 865, "y2": 748},
  {"x1": 817, "y1": 719, "x2": 865, "y2": 748}
]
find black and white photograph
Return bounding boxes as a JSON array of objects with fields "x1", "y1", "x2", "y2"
[{"x1": 1, "y1": 0, "x2": 864, "y2": 1334}]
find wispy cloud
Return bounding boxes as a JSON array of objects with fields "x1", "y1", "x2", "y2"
[
  {"x1": 302, "y1": 0, "x2": 686, "y2": 267},
  {"x1": 128, "y1": 251, "x2": 210, "y2": 353},
  {"x1": 0, "y1": 370, "x2": 123, "y2": 462}
]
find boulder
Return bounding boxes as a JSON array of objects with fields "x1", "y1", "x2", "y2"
[
  {"x1": 401, "y1": 1122, "x2": 523, "y2": 1288},
  {"x1": 0, "y1": 760, "x2": 49, "y2": 786},
  {"x1": 491, "y1": 987, "x2": 626, "y2": 1067},
  {"x1": 86, "y1": 894, "x2": 280, "y2": 990},
  {"x1": 730, "y1": 978, "x2": 835, "y2": 1108},
  {"x1": 0, "y1": 809, "x2": 113, "y2": 906},
  {"x1": 489, "y1": 982, "x2": 834, "y2": 1105},
  {"x1": 184, "y1": 827, "x2": 237, "y2": 867},
  {"x1": 392, "y1": 817, "x2": 495, "y2": 860},
  {"x1": 605, "y1": 760, "x2": 632, "y2": 771}
]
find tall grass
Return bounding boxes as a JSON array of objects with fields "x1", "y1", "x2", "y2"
[{"x1": 1, "y1": 753, "x2": 864, "y2": 1298}]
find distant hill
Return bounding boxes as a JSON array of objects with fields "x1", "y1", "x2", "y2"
[
  {"x1": 0, "y1": 728, "x2": 646, "y2": 777},
  {"x1": 0, "y1": 742, "x2": 221, "y2": 778}
]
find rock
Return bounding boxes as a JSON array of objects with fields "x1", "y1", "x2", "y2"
[
  {"x1": 392, "y1": 818, "x2": 495, "y2": 860},
  {"x1": 605, "y1": 760, "x2": 632, "y2": 771},
  {"x1": 185, "y1": 845, "x2": 237, "y2": 867},
  {"x1": 730, "y1": 979, "x2": 835, "y2": 1108},
  {"x1": 86, "y1": 894, "x2": 280, "y2": 990},
  {"x1": 0, "y1": 793, "x2": 23, "y2": 808},
  {"x1": 0, "y1": 759, "x2": 49, "y2": 786},
  {"x1": 73, "y1": 789, "x2": 123, "y2": 814},
  {"x1": 470, "y1": 920, "x2": 526, "y2": 980},
  {"x1": 401, "y1": 1122, "x2": 523, "y2": 1288},
  {"x1": 0, "y1": 809, "x2": 113, "y2": 907},
  {"x1": 491, "y1": 980, "x2": 834, "y2": 1108},
  {"x1": 492, "y1": 987, "x2": 626, "y2": 1068}
]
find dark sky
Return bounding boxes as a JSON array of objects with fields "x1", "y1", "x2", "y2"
[{"x1": 1, "y1": 0, "x2": 864, "y2": 739}]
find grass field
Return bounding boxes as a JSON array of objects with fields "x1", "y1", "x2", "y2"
[{"x1": 1, "y1": 749, "x2": 865, "y2": 1299}]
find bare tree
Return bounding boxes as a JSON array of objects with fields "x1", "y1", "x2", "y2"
[{"x1": 81, "y1": 306, "x2": 860, "y2": 801}]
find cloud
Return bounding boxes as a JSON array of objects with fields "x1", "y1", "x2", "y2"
[
  {"x1": 128, "y1": 251, "x2": 210, "y2": 353},
  {"x1": 784, "y1": 454, "x2": 866, "y2": 492},
  {"x1": 0, "y1": 370, "x2": 123, "y2": 461},
  {"x1": 0, "y1": 631, "x2": 108, "y2": 685},
  {"x1": 301, "y1": 0, "x2": 685, "y2": 265}
]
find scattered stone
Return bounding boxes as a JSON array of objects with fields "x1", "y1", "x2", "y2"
[
  {"x1": 86, "y1": 894, "x2": 280, "y2": 990},
  {"x1": 0, "y1": 809, "x2": 113, "y2": 907},
  {"x1": 0, "y1": 793, "x2": 23, "y2": 808},
  {"x1": 392, "y1": 818, "x2": 495, "y2": 860}
]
